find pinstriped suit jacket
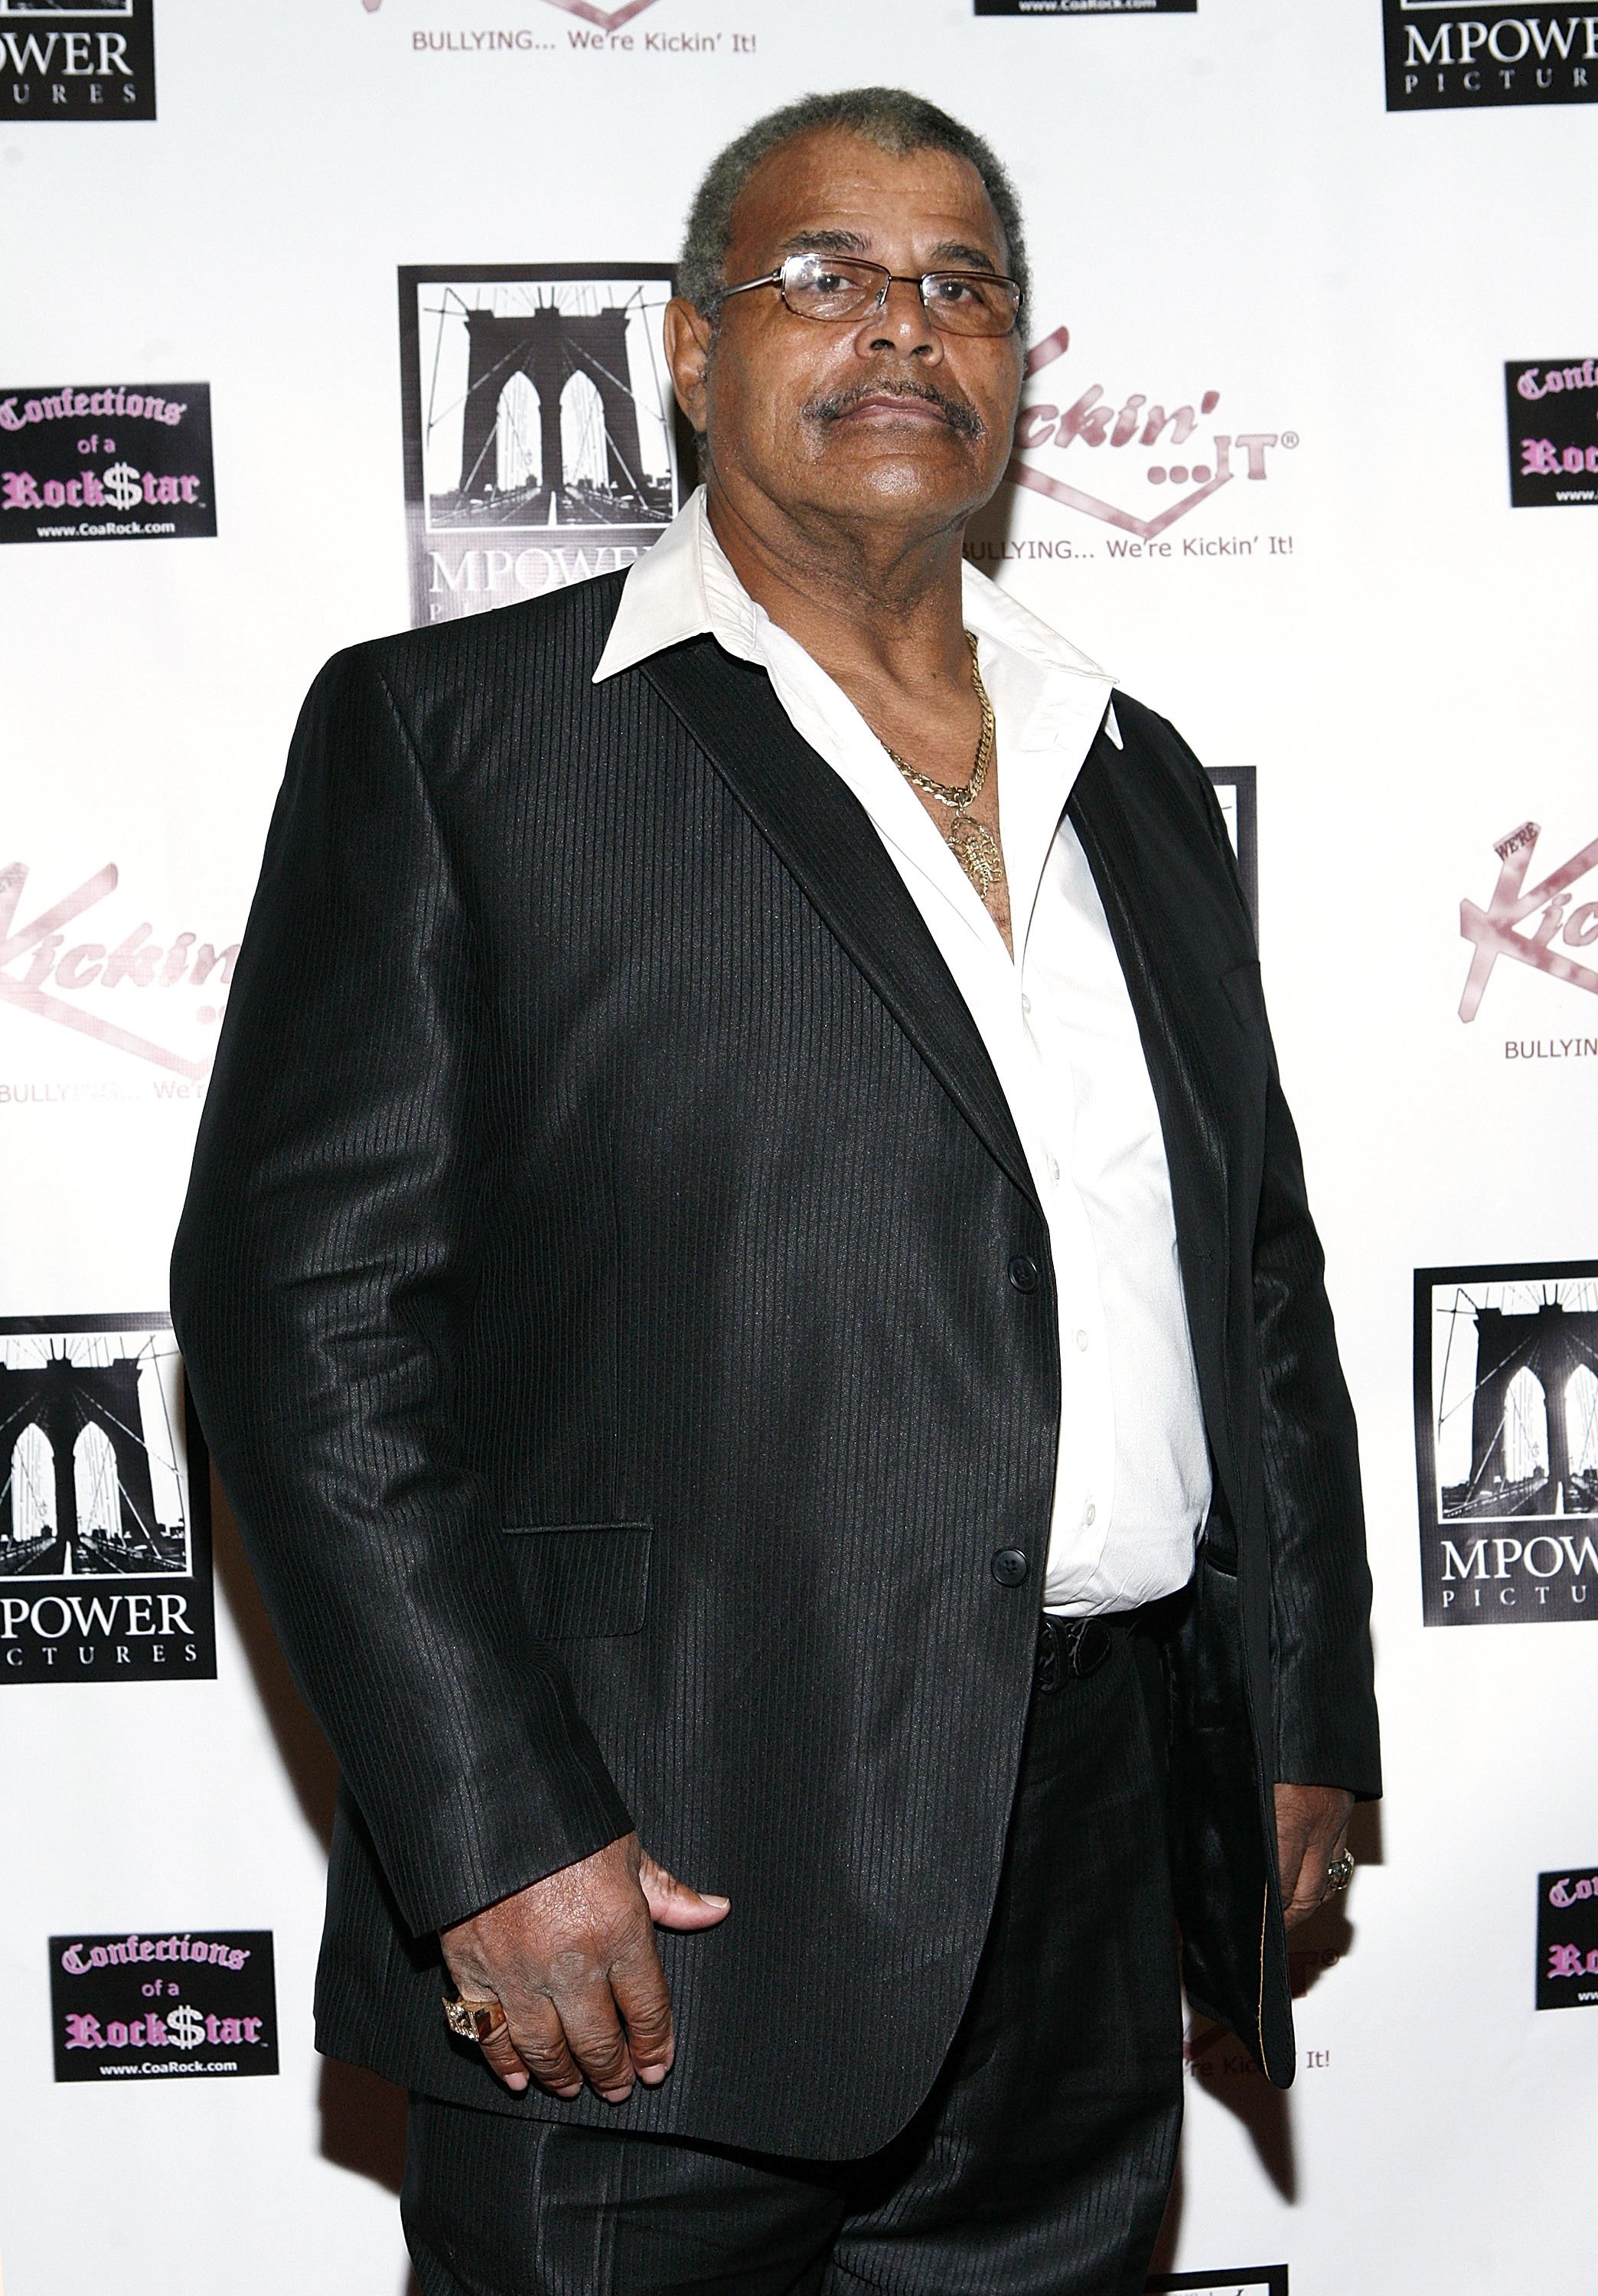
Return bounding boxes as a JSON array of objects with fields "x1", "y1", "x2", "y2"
[{"x1": 170, "y1": 569, "x2": 1378, "y2": 2157}]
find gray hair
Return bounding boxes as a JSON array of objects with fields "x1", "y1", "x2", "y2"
[{"x1": 678, "y1": 87, "x2": 1029, "y2": 330}]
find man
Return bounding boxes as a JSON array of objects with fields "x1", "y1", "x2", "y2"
[{"x1": 172, "y1": 88, "x2": 1379, "y2": 2294}]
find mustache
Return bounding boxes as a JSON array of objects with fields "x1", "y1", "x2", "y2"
[{"x1": 803, "y1": 377, "x2": 985, "y2": 439}]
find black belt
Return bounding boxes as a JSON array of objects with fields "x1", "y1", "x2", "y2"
[{"x1": 1035, "y1": 1599, "x2": 1170, "y2": 1692}]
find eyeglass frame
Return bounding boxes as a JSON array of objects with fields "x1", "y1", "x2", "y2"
[{"x1": 713, "y1": 250, "x2": 1022, "y2": 338}]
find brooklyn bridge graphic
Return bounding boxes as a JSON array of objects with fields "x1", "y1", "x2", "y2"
[
  {"x1": 1430, "y1": 1276, "x2": 1598, "y2": 1522},
  {"x1": 416, "y1": 276, "x2": 677, "y2": 536},
  {"x1": 0, "y1": 1325, "x2": 189, "y2": 1580}
]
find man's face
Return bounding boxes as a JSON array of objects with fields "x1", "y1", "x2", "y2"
[{"x1": 670, "y1": 129, "x2": 1026, "y2": 538}]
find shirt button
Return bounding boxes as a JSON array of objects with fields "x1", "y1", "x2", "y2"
[
  {"x1": 1020, "y1": 993, "x2": 1032, "y2": 1016},
  {"x1": 1075, "y1": 1329, "x2": 1089, "y2": 1352},
  {"x1": 1084, "y1": 1503, "x2": 1097, "y2": 1528},
  {"x1": 991, "y1": 1548, "x2": 1029, "y2": 1587},
  {"x1": 1008, "y1": 1254, "x2": 1041, "y2": 1293},
  {"x1": 1048, "y1": 1156, "x2": 1061, "y2": 1185}
]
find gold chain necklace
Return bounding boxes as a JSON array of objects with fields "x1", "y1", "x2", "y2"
[{"x1": 882, "y1": 634, "x2": 1005, "y2": 899}]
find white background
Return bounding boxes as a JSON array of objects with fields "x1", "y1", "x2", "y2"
[{"x1": 2, "y1": 2, "x2": 1594, "y2": 2289}]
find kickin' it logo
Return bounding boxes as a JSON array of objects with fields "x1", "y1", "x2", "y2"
[
  {"x1": 360, "y1": 0, "x2": 668, "y2": 23},
  {"x1": 1459, "y1": 820, "x2": 1598, "y2": 1020},
  {"x1": 998, "y1": 323, "x2": 1297, "y2": 547},
  {"x1": 0, "y1": 859, "x2": 236, "y2": 1084}
]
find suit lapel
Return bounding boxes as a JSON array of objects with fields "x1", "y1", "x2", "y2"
[
  {"x1": 1068, "y1": 735, "x2": 1238, "y2": 1486},
  {"x1": 641, "y1": 636, "x2": 1038, "y2": 1207}
]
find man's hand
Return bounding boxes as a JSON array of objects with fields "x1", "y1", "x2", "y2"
[
  {"x1": 1273, "y1": 1782, "x2": 1355, "y2": 1928},
  {"x1": 440, "y1": 1833, "x2": 729, "y2": 2102}
]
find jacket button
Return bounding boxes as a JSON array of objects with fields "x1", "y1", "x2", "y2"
[
  {"x1": 991, "y1": 1548, "x2": 1029, "y2": 1587},
  {"x1": 1008, "y1": 1254, "x2": 1040, "y2": 1293}
]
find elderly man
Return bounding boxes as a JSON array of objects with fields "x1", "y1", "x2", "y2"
[{"x1": 172, "y1": 86, "x2": 1379, "y2": 2295}]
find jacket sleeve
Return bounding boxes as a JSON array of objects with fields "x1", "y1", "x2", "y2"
[
  {"x1": 1163, "y1": 716, "x2": 1381, "y2": 1799},
  {"x1": 1251, "y1": 1043, "x2": 1382, "y2": 1797},
  {"x1": 170, "y1": 647, "x2": 634, "y2": 1938}
]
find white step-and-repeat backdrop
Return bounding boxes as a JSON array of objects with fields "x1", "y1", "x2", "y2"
[{"x1": 2, "y1": 3, "x2": 1593, "y2": 2291}]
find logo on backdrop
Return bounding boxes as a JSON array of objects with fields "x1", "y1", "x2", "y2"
[
  {"x1": 1505, "y1": 359, "x2": 1598, "y2": 508},
  {"x1": 1146, "y1": 2273, "x2": 1287, "y2": 2295},
  {"x1": 1538, "y1": 1868, "x2": 1598, "y2": 2009},
  {"x1": 1383, "y1": 2, "x2": 1598, "y2": 110},
  {"x1": 1413, "y1": 1262, "x2": 1598, "y2": 1627},
  {"x1": 365, "y1": 0, "x2": 735, "y2": 41},
  {"x1": 977, "y1": 2, "x2": 1195, "y2": 15},
  {"x1": 0, "y1": 383, "x2": 214, "y2": 544},
  {"x1": 0, "y1": 1, "x2": 155, "y2": 120},
  {"x1": 0, "y1": 859, "x2": 236, "y2": 1085},
  {"x1": 1205, "y1": 767, "x2": 1258, "y2": 929},
  {"x1": 0, "y1": 1317, "x2": 217, "y2": 1683},
  {"x1": 1457, "y1": 818, "x2": 1598, "y2": 1036},
  {"x1": 50, "y1": 1930, "x2": 278, "y2": 2080},
  {"x1": 398, "y1": 265, "x2": 686, "y2": 626},
  {"x1": 966, "y1": 325, "x2": 1297, "y2": 565}
]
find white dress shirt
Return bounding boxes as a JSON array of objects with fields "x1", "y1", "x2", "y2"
[{"x1": 594, "y1": 489, "x2": 1210, "y2": 1613}]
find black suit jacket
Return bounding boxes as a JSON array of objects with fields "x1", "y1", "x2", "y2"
[{"x1": 170, "y1": 569, "x2": 1379, "y2": 2157}]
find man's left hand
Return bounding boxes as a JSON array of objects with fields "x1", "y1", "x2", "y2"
[{"x1": 1273, "y1": 1782, "x2": 1355, "y2": 1927}]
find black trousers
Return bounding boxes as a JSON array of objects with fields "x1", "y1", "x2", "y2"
[{"x1": 403, "y1": 1618, "x2": 1183, "y2": 2296}]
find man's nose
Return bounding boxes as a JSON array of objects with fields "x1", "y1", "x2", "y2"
[{"x1": 858, "y1": 277, "x2": 941, "y2": 358}]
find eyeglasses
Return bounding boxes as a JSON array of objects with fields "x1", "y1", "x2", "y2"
[{"x1": 716, "y1": 251, "x2": 1021, "y2": 338}]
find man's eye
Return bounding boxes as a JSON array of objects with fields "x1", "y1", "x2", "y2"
[
  {"x1": 932, "y1": 277, "x2": 979, "y2": 303},
  {"x1": 810, "y1": 269, "x2": 850, "y2": 293}
]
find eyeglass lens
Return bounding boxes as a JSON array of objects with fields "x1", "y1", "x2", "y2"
[{"x1": 779, "y1": 253, "x2": 1018, "y2": 336}]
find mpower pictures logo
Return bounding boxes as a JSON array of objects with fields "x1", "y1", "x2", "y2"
[
  {"x1": 0, "y1": 1316, "x2": 217, "y2": 1683},
  {"x1": 0, "y1": 383, "x2": 214, "y2": 545},
  {"x1": 1384, "y1": 2, "x2": 1598, "y2": 109},
  {"x1": 1, "y1": 1, "x2": 155, "y2": 121},
  {"x1": 1414, "y1": 1261, "x2": 1598, "y2": 1626},
  {"x1": 399, "y1": 264, "x2": 685, "y2": 625},
  {"x1": 967, "y1": 322, "x2": 1296, "y2": 571},
  {"x1": 50, "y1": 1930, "x2": 277, "y2": 2080}
]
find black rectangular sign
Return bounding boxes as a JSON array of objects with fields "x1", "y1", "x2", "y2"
[
  {"x1": 1205, "y1": 766, "x2": 1258, "y2": 931},
  {"x1": 1414, "y1": 1261, "x2": 1598, "y2": 1626},
  {"x1": 977, "y1": 2, "x2": 1195, "y2": 13},
  {"x1": 1384, "y1": 2, "x2": 1598, "y2": 110},
  {"x1": 50, "y1": 1930, "x2": 278, "y2": 2081},
  {"x1": 1146, "y1": 2273, "x2": 1287, "y2": 2295},
  {"x1": 0, "y1": 382, "x2": 214, "y2": 543},
  {"x1": 0, "y1": 1316, "x2": 217, "y2": 1683},
  {"x1": 1538, "y1": 1867, "x2": 1598, "y2": 2009},
  {"x1": 0, "y1": 2, "x2": 155, "y2": 121},
  {"x1": 1505, "y1": 359, "x2": 1598, "y2": 507}
]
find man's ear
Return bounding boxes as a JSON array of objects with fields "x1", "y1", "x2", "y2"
[{"x1": 663, "y1": 296, "x2": 715, "y2": 433}]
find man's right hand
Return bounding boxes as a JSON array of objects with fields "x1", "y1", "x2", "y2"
[{"x1": 440, "y1": 1833, "x2": 730, "y2": 2102}]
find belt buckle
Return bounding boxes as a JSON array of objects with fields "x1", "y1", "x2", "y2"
[
  {"x1": 1070, "y1": 1619, "x2": 1113, "y2": 1678},
  {"x1": 1039, "y1": 1616, "x2": 1114, "y2": 1687}
]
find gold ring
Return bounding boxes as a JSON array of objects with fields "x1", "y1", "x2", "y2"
[{"x1": 443, "y1": 1994, "x2": 506, "y2": 2045}]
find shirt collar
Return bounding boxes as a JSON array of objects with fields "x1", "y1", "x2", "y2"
[
  {"x1": 593, "y1": 488, "x2": 756, "y2": 680},
  {"x1": 594, "y1": 486, "x2": 1115, "y2": 723}
]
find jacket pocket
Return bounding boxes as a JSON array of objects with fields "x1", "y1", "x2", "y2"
[{"x1": 498, "y1": 1523, "x2": 652, "y2": 1639}]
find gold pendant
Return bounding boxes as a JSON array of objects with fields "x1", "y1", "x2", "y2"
[{"x1": 948, "y1": 814, "x2": 1005, "y2": 898}]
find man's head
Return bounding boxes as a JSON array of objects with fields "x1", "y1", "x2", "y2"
[{"x1": 664, "y1": 90, "x2": 1029, "y2": 553}]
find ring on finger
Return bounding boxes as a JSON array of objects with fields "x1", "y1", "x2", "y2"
[
  {"x1": 444, "y1": 1993, "x2": 507, "y2": 2046},
  {"x1": 1324, "y1": 1848, "x2": 1355, "y2": 1895}
]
